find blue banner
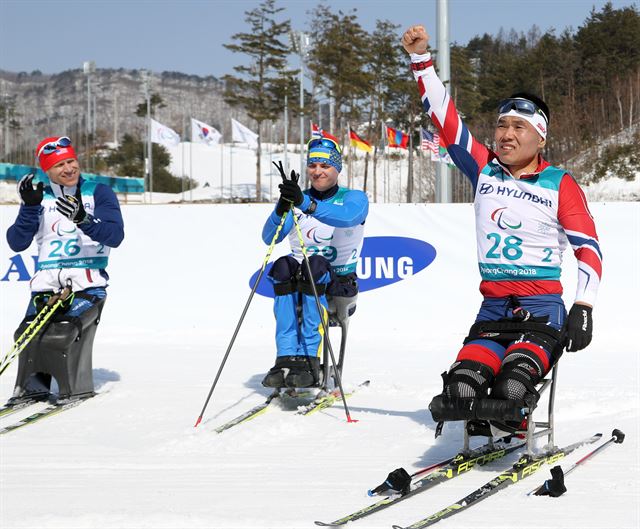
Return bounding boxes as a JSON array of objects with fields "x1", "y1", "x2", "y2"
[
  {"x1": 0, "y1": 163, "x2": 145, "y2": 194},
  {"x1": 249, "y1": 236, "x2": 437, "y2": 298}
]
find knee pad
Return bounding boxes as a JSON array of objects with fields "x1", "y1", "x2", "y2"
[
  {"x1": 270, "y1": 256, "x2": 300, "y2": 296},
  {"x1": 299, "y1": 255, "x2": 332, "y2": 296},
  {"x1": 443, "y1": 360, "x2": 495, "y2": 399},
  {"x1": 269, "y1": 255, "x2": 300, "y2": 282},
  {"x1": 491, "y1": 346, "x2": 546, "y2": 402},
  {"x1": 301, "y1": 255, "x2": 332, "y2": 283}
]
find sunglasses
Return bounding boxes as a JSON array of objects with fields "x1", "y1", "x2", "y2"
[
  {"x1": 37, "y1": 136, "x2": 72, "y2": 156},
  {"x1": 498, "y1": 99, "x2": 548, "y2": 123},
  {"x1": 308, "y1": 137, "x2": 341, "y2": 153}
]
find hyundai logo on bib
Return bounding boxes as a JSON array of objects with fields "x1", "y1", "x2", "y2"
[{"x1": 249, "y1": 236, "x2": 437, "y2": 298}]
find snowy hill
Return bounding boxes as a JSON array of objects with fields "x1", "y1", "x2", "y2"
[{"x1": 0, "y1": 202, "x2": 638, "y2": 529}]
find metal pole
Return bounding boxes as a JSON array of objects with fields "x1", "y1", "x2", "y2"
[
  {"x1": 283, "y1": 94, "x2": 288, "y2": 172},
  {"x1": 220, "y1": 143, "x2": 224, "y2": 201},
  {"x1": 113, "y1": 90, "x2": 118, "y2": 147},
  {"x1": 189, "y1": 140, "x2": 193, "y2": 202},
  {"x1": 269, "y1": 122, "x2": 273, "y2": 201},
  {"x1": 86, "y1": 70, "x2": 91, "y2": 168},
  {"x1": 300, "y1": 66, "x2": 305, "y2": 187},
  {"x1": 436, "y1": 0, "x2": 451, "y2": 203},
  {"x1": 146, "y1": 76, "x2": 153, "y2": 203},
  {"x1": 181, "y1": 142, "x2": 185, "y2": 202},
  {"x1": 181, "y1": 115, "x2": 186, "y2": 201},
  {"x1": 230, "y1": 144, "x2": 233, "y2": 200},
  {"x1": 329, "y1": 92, "x2": 335, "y2": 133}
]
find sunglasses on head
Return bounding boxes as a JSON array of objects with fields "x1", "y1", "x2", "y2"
[
  {"x1": 308, "y1": 137, "x2": 341, "y2": 153},
  {"x1": 38, "y1": 137, "x2": 72, "y2": 156},
  {"x1": 498, "y1": 99, "x2": 548, "y2": 123}
]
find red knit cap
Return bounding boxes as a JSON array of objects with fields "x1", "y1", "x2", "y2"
[{"x1": 36, "y1": 136, "x2": 78, "y2": 172}]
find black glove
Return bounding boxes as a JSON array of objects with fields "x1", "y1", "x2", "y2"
[
  {"x1": 273, "y1": 161, "x2": 302, "y2": 215},
  {"x1": 565, "y1": 303, "x2": 593, "y2": 352},
  {"x1": 55, "y1": 184, "x2": 87, "y2": 224},
  {"x1": 18, "y1": 173, "x2": 44, "y2": 206}
]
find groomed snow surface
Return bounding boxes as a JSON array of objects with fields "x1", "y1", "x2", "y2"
[{"x1": 0, "y1": 202, "x2": 638, "y2": 529}]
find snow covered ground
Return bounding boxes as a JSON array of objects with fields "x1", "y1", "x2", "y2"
[{"x1": 0, "y1": 202, "x2": 638, "y2": 529}]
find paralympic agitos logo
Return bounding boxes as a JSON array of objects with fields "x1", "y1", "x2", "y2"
[{"x1": 249, "y1": 236, "x2": 437, "y2": 298}]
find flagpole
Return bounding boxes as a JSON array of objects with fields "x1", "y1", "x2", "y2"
[
  {"x1": 269, "y1": 121, "x2": 273, "y2": 202},
  {"x1": 230, "y1": 143, "x2": 233, "y2": 201},
  {"x1": 419, "y1": 134, "x2": 423, "y2": 202},
  {"x1": 220, "y1": 143, "x2": 224, "y2": 201},
  {"x1": 181, "y1": 116, "x2": 186, "y2": 202},
  {"x1": 346, "y1": 123, "x2": 351, "y2": 188},
  {"x1": 181, "y1": 141, "x2": 185, "y2": 202},
  {"x1": 283, "y1": 94, "x2": 288, "y2": 174},
  {"x1": 189, "y1": 140, "x2": 193, "y2": 202}
]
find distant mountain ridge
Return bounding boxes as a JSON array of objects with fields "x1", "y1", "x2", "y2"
[{"x1": 0, "y1": 67, "x2": 249, "y2": 149}]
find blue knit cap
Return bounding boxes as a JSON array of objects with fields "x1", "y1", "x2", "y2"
[{"x1": 307, "y1": 138, "x2": 342, "y2": 173}]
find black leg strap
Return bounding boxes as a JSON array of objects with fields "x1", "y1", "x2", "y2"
[
  {"x1": 273, "y1": 280, "x2": 297, "y2": 296},
  {"x1": 298, "y1": 281, "x2": 327, "y2": 296}
]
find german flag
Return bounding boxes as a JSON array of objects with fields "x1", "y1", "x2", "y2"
[{"x1": 349, "y1": 128, "x2": 373, "y2": 153}]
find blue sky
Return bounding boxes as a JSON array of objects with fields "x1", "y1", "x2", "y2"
[{"x1": 0, "y1": 0, "x2": 636, "y2": 77}]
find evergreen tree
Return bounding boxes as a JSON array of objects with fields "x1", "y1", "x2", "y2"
[
  {"x1": 223, "y1": 0, "x2": 291, "y2": 201},
  {"x1": 575, "y1": 2, "x2": 640, "y2": 135},
  {"x1": 307, "y1": 6, "x2": 370, "y2": 137},
  {"x1": 135, "y1": 94, "x2": 166, "y2": 118},
  {"x1": 105, "y1": 134, "x2": 195, "y2": 194},
  {"x1": 359, "y1": 20, "x2": 402, "y2": 195}
]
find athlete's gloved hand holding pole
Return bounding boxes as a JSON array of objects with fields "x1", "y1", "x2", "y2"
[
  {"x1": 271, "y1": 159, "x2": 357, "y2": 423},
  {"x1": 273, "y1": 161, "x2": 303, "y2": 215}
]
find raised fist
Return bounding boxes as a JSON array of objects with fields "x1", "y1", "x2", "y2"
[{"x1": 401, "y1": 25, "x2": 429, "y2": 54}]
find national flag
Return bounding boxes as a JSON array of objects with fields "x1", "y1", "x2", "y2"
[
  {"x1": 349, "y1": 128, "x2": 372, "y2": 153},
  {"x1": 437, "y1": 134, "x2": 454, "y2": 165},
  {"x1": 311, "y1": 123, "x2": 322, "y2": 139},
  {"x1": 310, "y1": 123, "x2": 340, "y2": 145},
  {"x1": 150, "y1": 119, "x2": 180, "y2": 147},
  {"x1": 385, "y1": 125, "x2": 409, "y2": 149},
  {"x1": 420, "y1": 127, "x2": 439, "y2": 155},
  {"x1": 231, "y1": 118, "x2": 259, "y2": 148},
  {"x1": 191, "y1": 118, "x2": 221, "y2": 146}
]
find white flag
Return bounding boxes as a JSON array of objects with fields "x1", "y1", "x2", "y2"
[
  {"x1": 150, "y1": 119, "x2": 180, "y2": 147},
  {"x1": 191, "y1": 118, "x2": 221, "y2": 146},
  {"x1": 231, "y1": 118, "x2": 259, "y2": 149}
]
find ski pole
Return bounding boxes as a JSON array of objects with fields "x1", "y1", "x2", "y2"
[
  {"x1": 528, "y1": 428, "x2": 625, "y2": 496},
  {"x1": 291, "y1": 210, "x2": 357, "y2": 423},
  {"x1": 0, "y1": 282, "x2": 73, "y2": 376},
  {"x1": 194, "y1": 211, "x2": 289, "y2": 427}
]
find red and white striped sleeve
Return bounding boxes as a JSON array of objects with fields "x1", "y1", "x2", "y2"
[
  {"x1": 411, "y1": 52, "x2": 495, "y2": 188},
  {"x1": 557, "y1": 174, "x2": 602, "y2": 306}
]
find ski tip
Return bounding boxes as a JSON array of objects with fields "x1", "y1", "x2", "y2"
[
  {"x1": 612, "y1": 428, "x2": 625, "y2": 443},
  {"x1": 314, "y1": 521, "x2": 335, "y2": 527},
  {"x1": 194, "y1": 416, "x2": 202, "y2": 428}
]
